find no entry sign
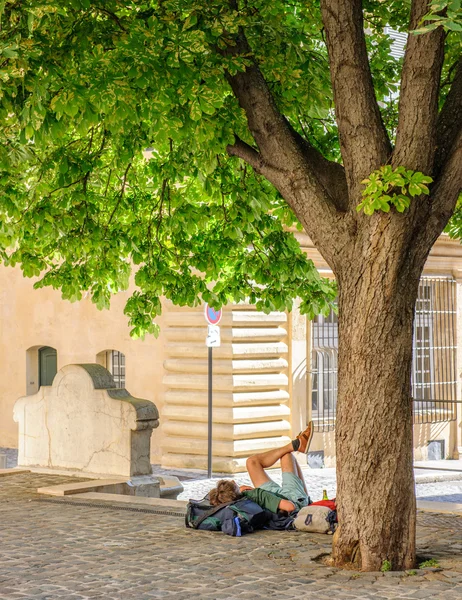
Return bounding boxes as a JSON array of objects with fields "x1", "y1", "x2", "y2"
[{"x1": 204, "y1": 304, "x2": 222, "y2": 325}]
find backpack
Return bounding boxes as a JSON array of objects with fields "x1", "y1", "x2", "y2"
[
  {"x1": 293, "y1": 499, "x2": 337, "y2": 534},
  {"x1": 222, "y1": 497, "x2": 269, "y2": 536},
  {"x1": 185, "y1": 496, "x2": 268, "y2": 536}
]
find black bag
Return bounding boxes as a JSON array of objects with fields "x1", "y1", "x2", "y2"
[{"x1": 186, "y1": 496, "x2": 268, "y2": 536}]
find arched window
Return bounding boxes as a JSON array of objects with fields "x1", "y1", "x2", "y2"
[{"x1": 96, "y1": 349, "x2": 126, "y2": 389}]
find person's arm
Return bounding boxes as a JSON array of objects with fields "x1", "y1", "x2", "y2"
[
  {"x1": 243, "y1": 488, "x2": 293, "y2": 513},
  {"x1": 278, "y1": 499, "x2": 296, "y2": 513},
  {"x1": 239, "y1": 485, "x2": 254, "y2": 492}
]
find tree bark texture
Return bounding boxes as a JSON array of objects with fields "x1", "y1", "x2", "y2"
[
  {"x1": 332, "y1": 238, "x2": 422, "y2": 570},
  {"x1": 225, "y1": 0, "x2": 462, "y2": 571}
]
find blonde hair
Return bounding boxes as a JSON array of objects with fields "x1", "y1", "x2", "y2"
[{"x1": 209, "y1": 479, "x2": 241, "y2": 506}]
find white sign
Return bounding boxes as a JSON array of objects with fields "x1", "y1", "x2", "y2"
[{"x1": 206, "y1": 324, "x2": 221, "y2": 348}]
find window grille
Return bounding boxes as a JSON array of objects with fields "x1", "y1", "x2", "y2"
[
  {"x1": 311, "y1": 309, "x2": 338, "y2": 432},
  {"x1": 310, "y1": 276, "x2": 458, "y2": 431},
  {"x1": 109, "y1": 350, "x2": 126, "y2": 389},
  {"x1": 412, "y1": 277, "x2": 457, "y2": 424}
]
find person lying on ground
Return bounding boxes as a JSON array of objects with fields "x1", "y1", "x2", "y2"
[{"x1": 208, "y1": 421, "x2": 314, "y2": 514}]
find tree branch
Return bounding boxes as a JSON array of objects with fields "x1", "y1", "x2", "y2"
[
  {"x1": 223, "y1": 38, "x2": 317, "y2": 185},
  {"x1": 417, "y1": 129, "x2": 462, "y2": 252},
  {"x1": 432, "y1": 130, "x2": 462, "y2": 224},
  {"x1": 320, "y1": 0, "x2": 392, "y2": 199},
  {"x1": 95, "y1": 7, "x2": 128, "y2": 33},
  {"x1": 226, "y1": 136, "x2": 273, "y2": 177},
  {"x1": 222, "y1": 31, "x2": 353, "y2": 268},
  {"x1": 393, "y1": 0, "x2": 445, "y2": 174},
  {"x1": 226, "y1": 134, "x2": 330, "y2": 196},
  {"x1": 435, "y1": 56, "x2": 462, "y2": 177},
  {"x1": 105, "y1": 162, "x2": 131, "y2": 233}
]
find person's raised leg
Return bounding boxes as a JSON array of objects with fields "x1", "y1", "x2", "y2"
[
  {"x1": 290, "y1": 421, "x2": 313, "y2": 496},
  {"x1": 280, "y1": 452, "x2": 309, "y2": 496},
  {"x1": 246, "y1": 422, "x2": 314, "y2": 488},
  {"x1": 246, "y1": 442, "x2": 295, "y2": 488}
]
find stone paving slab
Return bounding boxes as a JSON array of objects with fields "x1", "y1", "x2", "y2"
[
  {"x1": 75, "y1": 492, "x2": 189, "y2": 509},
  {"x1": 1, "y1": 473, "x2": 462, "y2": 599},
  {"x1": 0, "y1": 468, "x2": 30, "y2": 477},
  {"x1": 37, "y1": 478, "x2": 128, "y2": 496},
  {"x1": 414, "y1": 461, "x2": 462, "y2": 472},
  {"x1": 417, "y1": 500, "x2": 462, "y2": 514}
]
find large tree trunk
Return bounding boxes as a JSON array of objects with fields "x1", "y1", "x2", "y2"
[
  {"x1": 331, "y1": 228, "x2": 422, "y2": 570},
  {"x1": 223, "y1": 0, "x2": 461, "y2": 572}
]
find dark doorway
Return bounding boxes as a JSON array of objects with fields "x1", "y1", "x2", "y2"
[{"x1": 39, "y1": 346, "x2": 57, "y2": 386}]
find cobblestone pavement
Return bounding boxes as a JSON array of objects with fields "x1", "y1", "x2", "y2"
[{"x1": 1, "y1": 473, "x2": 462, "y2": 599}]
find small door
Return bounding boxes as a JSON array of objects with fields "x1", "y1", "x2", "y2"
[{"x1": 39, "y1": 346, "x2": 57, "y2": 386}]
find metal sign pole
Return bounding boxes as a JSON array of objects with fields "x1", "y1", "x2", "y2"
[
  {"x1": 204, "y1": 303, "x2": 222, "y2": 481},
  {"x1": 207, "y1": 345, "x2": 213, "y2": 479}
]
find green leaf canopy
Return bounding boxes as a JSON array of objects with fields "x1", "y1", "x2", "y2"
[{"x1": 0, "y1": 1, "x2": 459, "y2": 334}]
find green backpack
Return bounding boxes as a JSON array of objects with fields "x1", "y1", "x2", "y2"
[{"x1": 185, "y1": 496, "x2": 268, "y2": 535}]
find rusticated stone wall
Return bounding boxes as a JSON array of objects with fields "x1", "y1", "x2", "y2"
[{"x1": 161, "y1": 303, "x2": 291, "y2": 472}]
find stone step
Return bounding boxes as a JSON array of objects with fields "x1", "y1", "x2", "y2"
[
  {"x1": 163, "y1": 357, "x2": 288, "y2": 375},
  {"x1": 162, "y1": 403, "x2": 291, "y2": 424},
  {"x1": 163, "y1": 373, "x2": 288, "y2": 391}
]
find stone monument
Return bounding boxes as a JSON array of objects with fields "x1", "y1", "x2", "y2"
[{"x1": 14, "y1": 364, "x2": 163, "y2": 495}]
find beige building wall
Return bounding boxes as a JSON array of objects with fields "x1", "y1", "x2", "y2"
[
  {"x1": 0, "y1": 266, "x2": 167, "y2": 462},
  {"x1": 290, "y1": 233, "x2": 462, "y2": 467},
  {"x1": 1, "y1": 233, "x2": 462, "y2": 472}
]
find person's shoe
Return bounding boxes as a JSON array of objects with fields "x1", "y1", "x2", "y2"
[{"x1": 293, "y1": 421, "x2": 314, "y2": 453}]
